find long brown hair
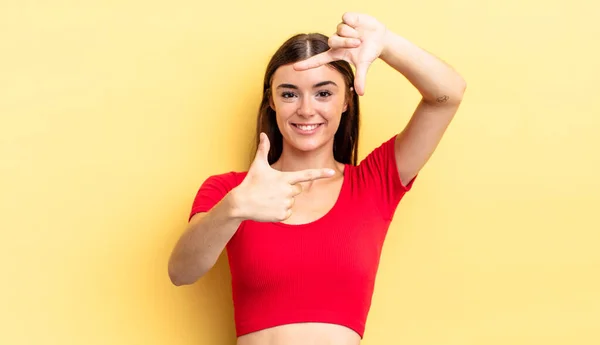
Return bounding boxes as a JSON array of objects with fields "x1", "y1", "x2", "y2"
[{"x1": 255, "y1": 33, "x2": 360, "y2": 166}]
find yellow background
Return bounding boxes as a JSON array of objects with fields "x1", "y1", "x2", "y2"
[{"x1": 1, "y1": 0, "x2": 599, "y2": 344}]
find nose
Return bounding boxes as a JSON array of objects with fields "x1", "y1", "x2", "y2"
[{"x1": 297, "y1": 96, "x2": 315, "y2": 117}]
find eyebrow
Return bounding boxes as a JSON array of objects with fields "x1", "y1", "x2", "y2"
[{"x1": 275, "y1": 81, "x2": 338, "y2": 89}]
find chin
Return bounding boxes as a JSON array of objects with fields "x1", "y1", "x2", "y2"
[
  {"x1": 280, "y1": 121, "x2": 337, "y2": 153},
  {"x1": 293, "y1": 139, "x2": 325, "y2": 152},
  {"x1": 285, "y1": 134, "x2": 333, "y2": 154}
]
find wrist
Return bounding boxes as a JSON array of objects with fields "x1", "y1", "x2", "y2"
[
  {"x1": 379, "y1": 28, "x2": 394, "y2": 61},
  {"x1": 380, "y1": 30, "x2": 406, "y2": 63},
  {"x1": 226, "y1": 187, "x2": 249, "y2": 221}
]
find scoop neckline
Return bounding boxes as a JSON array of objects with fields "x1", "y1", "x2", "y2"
[{"x1": 270, "y1": 164, "x2": 350, "y2": 229}]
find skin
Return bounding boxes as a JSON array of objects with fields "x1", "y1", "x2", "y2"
[
  {"x1": 236, "y1": 56, "x2": 359, "y2": 345},
  {"x1": 169, "y1": 11, "x2": 466, "y2": 345},
  {"x1": 270, "y1": 63, "x2": 348, "y2": 172},
  {"x1": 268, "y1": 63, "x2": 349, "y2": 225}
]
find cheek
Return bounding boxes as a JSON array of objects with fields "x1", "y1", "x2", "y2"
[
  {"x1": 323, "y1": 101, "x2": 346, "y2": 121},
  {"x1": 273, "y1": 104, "x2": 296, "y2": 131},
  {"x1": 274, "y1": 104, "x2": 296, "y2": 123}
]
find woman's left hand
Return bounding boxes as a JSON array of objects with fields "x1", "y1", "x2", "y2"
[{"x1": 293, "y1": 12, "x2": 389, "y2": 96}]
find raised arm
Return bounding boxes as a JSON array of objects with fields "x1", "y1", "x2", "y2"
[
  {"x1": 293, "y1": 12, "x2": 467, "y2": 186},
  {"x1": 380, "y1": 31, "x2": 466, "y2": 185}
]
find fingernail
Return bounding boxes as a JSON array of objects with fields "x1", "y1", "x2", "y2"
[{"x1": 326, "y1": 169, "x2": 335, "y2": 175}]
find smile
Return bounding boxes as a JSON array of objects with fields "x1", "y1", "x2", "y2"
[
  {"x1": 292, "y1": 123, "x2": 323, "y2": 131},
  {"x1": 291, "y1": 123, "x2": 324, "y2": 135}
]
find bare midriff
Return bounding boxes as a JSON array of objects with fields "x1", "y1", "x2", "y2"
[{"x1": 237, "y1": 323, "x2": 361, "y2": 345}]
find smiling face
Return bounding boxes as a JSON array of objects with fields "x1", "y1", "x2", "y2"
[{"x1": 269, "y1": 63, "x2": 349, "y2": 155}]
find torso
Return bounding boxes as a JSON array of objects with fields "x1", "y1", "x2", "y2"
[
  {"x1": 237, "y1": 323, "x2": 361, "y2": 345},
  {"x1": 237, "y1": 163, "x2": 362, "y2": 345}
]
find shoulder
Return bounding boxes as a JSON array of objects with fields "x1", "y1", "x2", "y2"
[
  {"x1": 350, "y1": 134, "x2": 399, "y2": 180},
  {"x1": 199, "y1": 170, "x2": 248, "y2": 190},
  {"x1": 360, "y1": 135, "x2": 398, "y2": 165},
  {"x1": 345, "y1": 134, "x2": 415, "y2": 220},
  {"x1": 188, "y1": 170, "x2": 248, "y2": 220}
]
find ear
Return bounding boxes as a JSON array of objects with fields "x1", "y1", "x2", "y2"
[
  {"x1": 267, "y1": 89, "x2": 275, "y2": 110},
  {"x1": 342, "y1": 86, "x2": 353, "y2": 113}
]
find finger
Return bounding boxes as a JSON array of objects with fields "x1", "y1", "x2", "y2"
[
  {"x1": 342, "y1": 12, "x2": 360, "y2": 28},
  {"x1": 293, "y1": 51, "x2": 335, "y2": 71},
  {"x1": 286, "y1": 168, "x2": 335, "y2": 184},
  {"x1": 285, "y1": 197, "x2": 295, "y2": 209},
  {"x1": 354, "y1": 61, "x2": 371, "y2": 96},
  {"x1": 328, "y1": 34, "x2": 361, "y2": 50},
  {"x1": 336, "y1": 23, "x2": 360, "y2": 39},
  {"x1": 253, "y1": 132, "x2": 270, "y2": 165},
  {"x1": 290, "y1": 183, "x2": 303, "y2": 197}
]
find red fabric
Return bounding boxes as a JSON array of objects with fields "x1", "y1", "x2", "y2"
[{"x1": 189, "y1": 135, "x2": 415, "y2": 338}]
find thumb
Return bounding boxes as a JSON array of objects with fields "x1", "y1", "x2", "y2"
[
  {"x1": 253, "y1": 132, "x2": 271, "y2": 166},
  {"x1": 354, "y1": 61, "x2": 370, "y2": 96}
]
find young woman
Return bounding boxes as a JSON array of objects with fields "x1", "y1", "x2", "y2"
[{"x1": 168, "y1": 12, "x2": 466, "y2": 345}]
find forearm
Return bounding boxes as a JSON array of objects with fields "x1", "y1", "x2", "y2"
[
  {"x1": 380, "y1": 30, "x2": 466, "y2": 105},
  {"x1": 168, "y1": 191, "x2": 244, "y2": 286}
]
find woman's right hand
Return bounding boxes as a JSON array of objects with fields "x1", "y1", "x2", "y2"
[{"x1": 231, "y1": 132, "x2": 336, "y2": 223}]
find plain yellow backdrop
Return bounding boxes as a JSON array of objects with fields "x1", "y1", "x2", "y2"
[{"x1": 1, "y1": 0, "x2": 599, "y2": 344}]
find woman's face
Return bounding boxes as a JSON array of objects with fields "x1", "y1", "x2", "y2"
[{"x1": 270, "y1": 63, "x2": 348, "y2": 154}]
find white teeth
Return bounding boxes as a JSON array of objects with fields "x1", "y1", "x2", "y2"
[{"x1": 296, "y1": 124, "x2": 319, "y2": 131}]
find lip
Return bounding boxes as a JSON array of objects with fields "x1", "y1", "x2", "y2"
[{"x1": 291, "y1": 123, "x2": 324, "y2": 135}]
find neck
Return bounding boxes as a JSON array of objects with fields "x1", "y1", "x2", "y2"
[{"x1": 272, "y1": 140, "x2": 342, "y2": 174}]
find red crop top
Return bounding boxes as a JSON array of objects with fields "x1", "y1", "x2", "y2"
[{"x1": 188, "y1": 135, "x2": 415, "y2": 339}]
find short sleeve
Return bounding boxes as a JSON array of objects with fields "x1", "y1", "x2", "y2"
[
  {"x1": 188, "y1": 172, "x2": 245, "y2": 221},
  {"x1": 356, "y1": 135, "x2": 416, "y2": 220}
]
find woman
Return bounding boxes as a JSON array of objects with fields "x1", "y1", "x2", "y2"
[{"x1": 168, "y1": 12, "x2": 466, "y2": 345}]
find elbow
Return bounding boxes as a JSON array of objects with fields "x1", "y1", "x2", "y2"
[
  {"x1": 446, "y1": 75, "x2": 467, "y2": 104},
  {"x1": 447, "y1": 80, "x2": 467, "y2": 106},
  {"x1": 168, "y1": 259, "x2": 194, "y2": 286},
  {"x1": 168, "y1": 266, "x2": 192, "y2": 286},
  {"x1": 169, "y1": 272, "x2": 194, "y2": 287},
  {"x1": 168, "y1": 259, "x2": 210, "y2": 287},
  {"x1": 455, "y1": 77, "x2": 467, "y2": 100}
]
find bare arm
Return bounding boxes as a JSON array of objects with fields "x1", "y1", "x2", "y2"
[
  {"x1": 168, "y1": 133, "x2": 335, "y2": 286},
  {"x1": 168, "y1": 191, "x2": 244, "y2": 286},
  {"x1": 291, "y1": 13, "x2": 466, "y2": 187},
  {"x1": 380, "y1": 31, "x2": 466, "y2": 186}
]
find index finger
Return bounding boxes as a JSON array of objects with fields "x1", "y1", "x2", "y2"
[
  {"x1": 285, "y1": 168, "x2": 336, "y2": 184},
  {"x1": 293, "y1": 52, "x2": 335, "y2": 71}
]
